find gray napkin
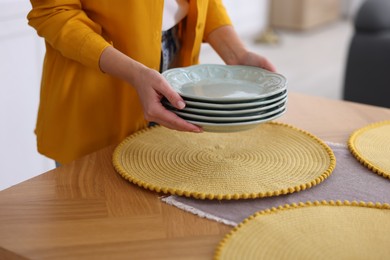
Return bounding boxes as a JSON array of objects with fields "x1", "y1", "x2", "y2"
[{"x1": 161, "y1": 143, "x2": 390, "y2": 226}]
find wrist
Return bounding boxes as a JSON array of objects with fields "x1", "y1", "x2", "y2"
[
  {"x1": 225, "y1": 47, "x2": 248, "y2": 65},
  {"x1": 99, "y1": 46, "x2": 146, "y2": 87},
  {"x1": 206, "y1": 25, "x2": 247, "y2": 65}
]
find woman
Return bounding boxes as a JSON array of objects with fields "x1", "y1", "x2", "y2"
[{"x1": 27, "y1": 0, "x2": 275, "y2": 164}]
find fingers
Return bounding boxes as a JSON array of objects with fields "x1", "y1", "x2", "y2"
[
  {"x1": 121, "y1": 62, "x2": 202, "y2": 134},
  {"x1": 261, "y1": 57, "x2": 277, "y2": 72},
  {"x1": 239, "y1": 51, "x2": 277, "y2": 73},
  {"x1": 144, "y1": 103, "x2": 203, "y2": 133},
  {"x1": 157, "y1": 78, "x2": 186, "y2": 110},
  {"x1": 253, "y1": 57, "x2": 277, "y2": 72},
  {"x1": 133, "y1": 68, "x2": 202, "y2": 133}
]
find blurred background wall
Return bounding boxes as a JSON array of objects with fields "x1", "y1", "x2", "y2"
[
  {"x1": 0, "y1": 0, "x2": 364, "y2": 190},
  {"x1": 0, "y1": 0, "x2": 49, "y2": 191}
]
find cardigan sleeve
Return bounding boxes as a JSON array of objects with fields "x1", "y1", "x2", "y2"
[
  {"x1": 27, "y1": 0, "x2": 111, "y2": 70},
  {"x1": 203, "y1": 0, "x2": 233, "y2": 40}
]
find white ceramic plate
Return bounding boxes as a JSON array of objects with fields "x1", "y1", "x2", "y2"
[
  {"x1": 164, "y1": 97, "x2": 287, "y2": 116},
  {"x1": 163, "y1": 64, "x2": 287, "y2": 102},
  {"x1": 183, "y1": 90, "x2": 288, "y2": 109},
  {"x1": 187, "y1": 109, "x2": 286, "y2": 133},
  {"x1": 173, "y1": 105, "x2": 285, "y2": 123}
]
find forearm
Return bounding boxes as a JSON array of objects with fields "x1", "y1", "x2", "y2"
[
  {"x1": 205, "y1": 25, "x2": 247, "y2": 65},
  {"x1": 99, "y1": 46, "x2": 146, "y2": 86},
  {"x1": 206, "y1": 25, "x2": 276, "y2": 72}
]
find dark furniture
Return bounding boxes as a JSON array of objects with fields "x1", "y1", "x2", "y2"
[{"x1": 343, "y1": 0, "x2": 390, "y2": 108}]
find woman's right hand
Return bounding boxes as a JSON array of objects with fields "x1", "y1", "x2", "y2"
[
  {"x1": 99, "y1": 46, "x2": 202, "y2": 133},
  {"x1": 132, "y1": 65, "x2": 202, "y2": 132}
]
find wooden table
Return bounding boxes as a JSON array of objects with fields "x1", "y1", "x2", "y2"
[{"x1": 1, "y1": 93, "x2": 389, "y2": 259}]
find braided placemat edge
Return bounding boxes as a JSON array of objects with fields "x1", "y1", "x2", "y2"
[
  {"x1": 112, "y1": 122, "x2": 336, "y2": 200},
  {"x1": 348, "y1": 120, "x2": 390, "y2": 179},
  {"x1": 214, "y1": 200, "x2": 390, "y2": 260}
]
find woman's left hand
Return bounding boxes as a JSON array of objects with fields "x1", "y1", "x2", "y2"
[
  {"x1": 206, "y1": 25, "x2": 277, "y2": 72},
  {"x1": 235, "y1": 50, "x2": 276, "y2": 72}
]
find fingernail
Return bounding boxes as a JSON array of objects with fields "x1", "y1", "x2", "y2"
[
  {"x1": 192, "y1": 128, "x2": 203, "y2": 133},
  {"x1": 177, "y1": 100, "x2": 186, "y2": 109}
]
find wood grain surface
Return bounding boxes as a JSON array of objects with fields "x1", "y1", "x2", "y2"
[{"x1": 1, "y1": 93, "x2": 389, "y2": 259}]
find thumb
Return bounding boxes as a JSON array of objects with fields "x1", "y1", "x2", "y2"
[{"x1": 159, "y1": 80, "x2": 186, "y2": 110}]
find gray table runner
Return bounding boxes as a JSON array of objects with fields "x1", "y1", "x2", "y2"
[{"x1": 161, "y1": 143, "x2": 390, "y2": 226}]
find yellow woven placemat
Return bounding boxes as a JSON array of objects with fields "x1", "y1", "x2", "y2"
[
  {"x1": 113, "y1": 122, "x2": 335, "y2": 200},
  {"x1": 348, "y1": 121, "x2": 390, "y2": 179},
  {"x1": 215, "y1": 201, "x2": 390, "y2": 260}
]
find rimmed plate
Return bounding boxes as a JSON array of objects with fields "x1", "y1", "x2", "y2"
[
  {"x1": 165, "y1": 97, "x2": 287, "y2": 116},
  {"x1": 186, "y1": 109, "x2": 286, "y2": 132},
  {"x1": 183, "y1": 90, "x2": 288, "y2": 110},
  {"x1": 174, "y1": 105, "x2": 285, "y2": 123},
  {"x1": 163, "y1": 64, "x2": 287, "y2": 103}
]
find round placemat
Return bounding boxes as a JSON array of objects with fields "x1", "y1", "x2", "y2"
[
  {"x1": 348, "y1": 121, "x2": 390, "y2": 179},
  {"x1": 215, "y1": 201, "x2": 390, "y2": 260},
  {"x1": 113, "y1": 122, "x2": 335, "y2": 200}
]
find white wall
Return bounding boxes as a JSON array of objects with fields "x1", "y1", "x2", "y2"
[
  {"x1": 0, "y1": 0, "x2": 54, "y2": 191},
  {"x1": 200, "y1": 0, "x2": 270, "y2": 64},
  {"x1": 223, "y1": 0, "x2": 270, "y2": 38},
  {"x1": 0, "y1": 1, "x2": 270, "y2": 190}
]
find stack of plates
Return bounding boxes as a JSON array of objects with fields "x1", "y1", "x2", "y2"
[{"x1": 162, "y1": 64, "x2": 288, "y2": 132}]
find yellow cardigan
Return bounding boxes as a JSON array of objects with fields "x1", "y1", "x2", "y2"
[{"x1": 27, "y1": 0, "x2": 232, "y2": 164}]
